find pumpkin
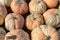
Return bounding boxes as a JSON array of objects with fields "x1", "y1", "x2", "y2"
[
  {"x1": 5, "y1": 13, "x2": 24, "y2": 31},
  {"x1": 0, "y1": 0, "x2": 13, "y2": 7},
  {"x1": 31, "y1": 25, "x2": 59, "y2": 40},
  {"x1": 0, "y1": 27, "x2": 6, "y2": 40},
  {"x1": 43, "y1": 0, "x2": 58, "y2": 8},
  {"x1": 4, "y1": 29, "x2": 30, "y2": 40},
  {"x1": 29, "y1": 0, "x2": 47, "y2": 14},
  {"x1": 0, "y1": 4, "x2": 7, "y2": 25},
  {"x1": 10, "y1": 0, "x2": 28, "y2": 15},
  {"x1": 43, "y1": 9, "x2": 60, "y2": 27},
  {"x1": 26, "y1": 13, "x2": 44, "y2": 30}
]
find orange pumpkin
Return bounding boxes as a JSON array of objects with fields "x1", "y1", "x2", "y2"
[
  {"x1": 26, "y1": 13, "x2": 44, "y2": 30},
  {"x1": 10, "y1": 0, "x2": 28, "y2": 15},
  {"x1": 29, "y1": 0, "x2": 47, "y2": 14},
  {"x1": 31, "y1": 25, "x2": 59, "y2": 40},
  {"x1": 5, "y1": 13, "x2": 24, "y2": 31},
  {"x1": 43, "y1": 9, "x2": 60, "y2": 27},
  {"x1": 43, "y1": 0, "x2": 58, "y2": 8},
  {"x1": 0, "y1": 4, "x2": 7, "y2": 25},
  {"x1": 4, "y1": 29, "x2": 30, "y2": 40}
]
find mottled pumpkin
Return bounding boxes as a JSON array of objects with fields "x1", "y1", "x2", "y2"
[
  {"x1": 0, "y1": 0, "x2": 13, "y2": 6},
  {"x1": 43, "y1": 0, "x2": 58, "y2": 8},
  {"x1": 5, "y1": 13, "x2": 24, "y2": 31},
  {"x1": 10, "y1": 0, "x2": 28, "y2": 15},
  {"x1": 0, "y1": 27, "x2": 6, "y2": 40},
  {"x1": 4, "y1": 29, "x2": 30, "y2": 40},
  {"x1": 29, "y1": 0, "x2": 47, "y2": 14},
  {"x1": 43, "y1": 9, "x2": 60, "y2": 27},
  {"x1": 31, "y1": 25, "x2": 59, "y2": 40},
  {"x1": 0, "y1": 4, "x2": 7, "y2": 25},
  {"x1": 26, "y1": 13, "x2": 44, "y2": 30}
]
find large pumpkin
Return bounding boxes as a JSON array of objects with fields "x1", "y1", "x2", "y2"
[
  {"x1": 29, "y1": 0, "x2": 47, "y2": 14},
  {"x1": 5, "y1": 13, "x2": 24, "y2": 31},
  {"x1": 31, "y1": 25, "x2": 59, "y2": 40},
  {"x1": 0, "y1": 27, "x2": 6, "y2": 40},
  {"x1": 26, "y1": 13, "x2": 44, "y2": 30},
  {"x1": 0, "y1": 4, "x2": 7, "y2": 25},
  {"x1": 10, "y1": 0, "x2": 28, "y2": 15},
  {"x1": 4, "y1": 29, "x2": 30, "y2": 40},
  {"x1": 0, "y1": 0, "x2": 13, "y2": 7},
  {"x1": 43, "y1": 9, "x2": 60, "y2": 27},
  {"x1": 43, "y1": 0, "x2": 58, "y2": 8}
]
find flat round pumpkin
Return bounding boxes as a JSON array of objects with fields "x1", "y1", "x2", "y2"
[
  {"x1": 26, "y1": 13, "x2": 44, "y2": 30},
  {"x1": 4, "y1": 29, "x2": 30, "y2": 40},
  {"x1": 31, "y1": 25, "x2": 59, "y2": 40},
  {"x1": 0, "y1": 4, "x2": 7, "y2": 25},
  {"x1": 10, "y1": 0, "x2": 28, "y2": 15},
  {"x1": 43, "y1": 9, "x2": 60, "y2": 27},
  {"x1": 5, "y1": 13, "x2": 24, "y2": 31},
  {"x1": 29, "y1": 0, "x2": 47, "y2": 14}
]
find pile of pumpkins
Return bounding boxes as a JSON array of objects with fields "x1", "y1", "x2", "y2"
[{"x1": 0, "y1": 0, "x2": 60, "y2": 40}]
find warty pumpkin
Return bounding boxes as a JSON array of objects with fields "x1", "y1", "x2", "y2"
[
  {"x1": 43, "y1": 9, "x2": 60, "y2": 27},
  {"x1": 31, "y1": 25, "x2": 59, "y2": 40},
  {"x1": 26, "y1": 13, "x2": 44, "y2": 30},
  {"x1": 4, "y1": 29, "x2": 30, "y2": 40},
  {"x1": 5, "y1": 13, "x2": 24, "y2": 31}
]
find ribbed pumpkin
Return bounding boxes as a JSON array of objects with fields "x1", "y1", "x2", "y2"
[
  {"x1": 5, "y1": 13, "x2": 24, "y2": 31},
  {"x1": 0, "y1": 4, "x2": 7, "y2": 25},
  {"x1": 0, "y1": 27, "x2": 6, "y2": 40},
  {"x1": 31, "y1": 25, "x2": 59, "y2": 40},
  {"x1": 0, "y1": 0, "x2": 13, "y2": 7},
  {"x1": 43, "y1": 9, "x2": 60, "y2": 27},
  {"x1": 4, "y1": 29, "x2": 30, "y2": 40},
  {"x1": 26, "y1": 13, "x2": 44, "y2": 30},
  {"x1": 29, "y1": 0, "x2": 47, "y2": 14},
  {"x1": 10, "y1": 0, "x2": 28, "y2": 15},
  {"x1": 43, "y1": 0, "x2": 58, "y2": 8}
]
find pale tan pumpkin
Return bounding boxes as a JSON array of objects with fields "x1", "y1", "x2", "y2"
[
  {"x1": 4, "y1": 29, "x2": 30, "y2": 40},
  {"x1": 43, "y1": 0, "x2": 58, "y2": 8},
  {"x1": 43, "y1": 9, "x2": 60, "y2": 27},
  {"x1": 29, "y1": 0, "x2": 47, "y2": 14},
  {"x1": 0, "y1": 4, "x2": 7, "y2": 25},
  {"x1": 5, "y1": 13, "x2": 24, "y2": 31},
  {"x1": 0, "y1": 0, "x2": 13, "y2": 6},
  {"x1": 26, "y1": 13, "x2": 44, "y2": 30},
  {"x1": 0, "y1": 27, "x2": 6, "y2": 40},
  {"x1": 10, "y1": 0, "x2": 28, "y2": 15},
  {"x1": 31, "y1": 25, "x2": 59, "y2": 40}
]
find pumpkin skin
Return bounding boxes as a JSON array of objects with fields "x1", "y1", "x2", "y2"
[
  {"x1": 10, "y1": 0, "x2": 28, "y2": 15},
  {"x1": 4, "y1": 29, "x2": 30, "y2": 40},
  {"x1": 26, "y1": 13, "x2": 44, "y2": 30},
  {"x1": 43, "y1": 9, "x2": 60, "y2": 27},
  {"x1": 5, "y1": 13, "x2": 24, "y2": 31},
  {"x1": 0, "y1": 27, "x2": 6, "y2": 40},
  {"x1": 0, "y1": 0, "x2": 13, "y2": 6},
  {"x1": 31, "y1": 25, "x2": 59, "y2": 40},
  {"x1": 0, "y1": 4, "x2": 7, "y2": 25},
  {"x1": 43, "y1": 0, "x2": 58, "y2": 8},
  {"x1": 29, "y1": 0, "x2": 47, "y2": 14}
]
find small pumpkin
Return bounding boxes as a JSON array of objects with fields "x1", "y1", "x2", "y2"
[
  {"x1": 0, "y1": 4, "x2": 7, "y2": 25},
  {"x1": 31, "y1": 25, "x2": 59, "y2": 40},
  {"x1": 0, "y1": 0, "x2": 13, "y2": 7},
  {"x1": 4, "y1": 29, "x2": 30, "y2": 40},
  {"x1": 5, "y1": 13, "x2": 24, "y2": 31},
  {"x1": 10, "y1": 0, "x2": 28, "y2": 15},
  {"x1": 43, "y1": 9, "x2": 60, "y2": 27},
  {"x1": 0, "y1": 27, "x2": 6, "y2": 40},
  {"x1": 26, "y1": 13, "x2": 44, "y2": 30},
  {"x1": 43, "y1": 0, "x2": 58, "y2": 8},
  {"x1": 29, "y1": 0, "x2": 47, "y2": 14}
]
